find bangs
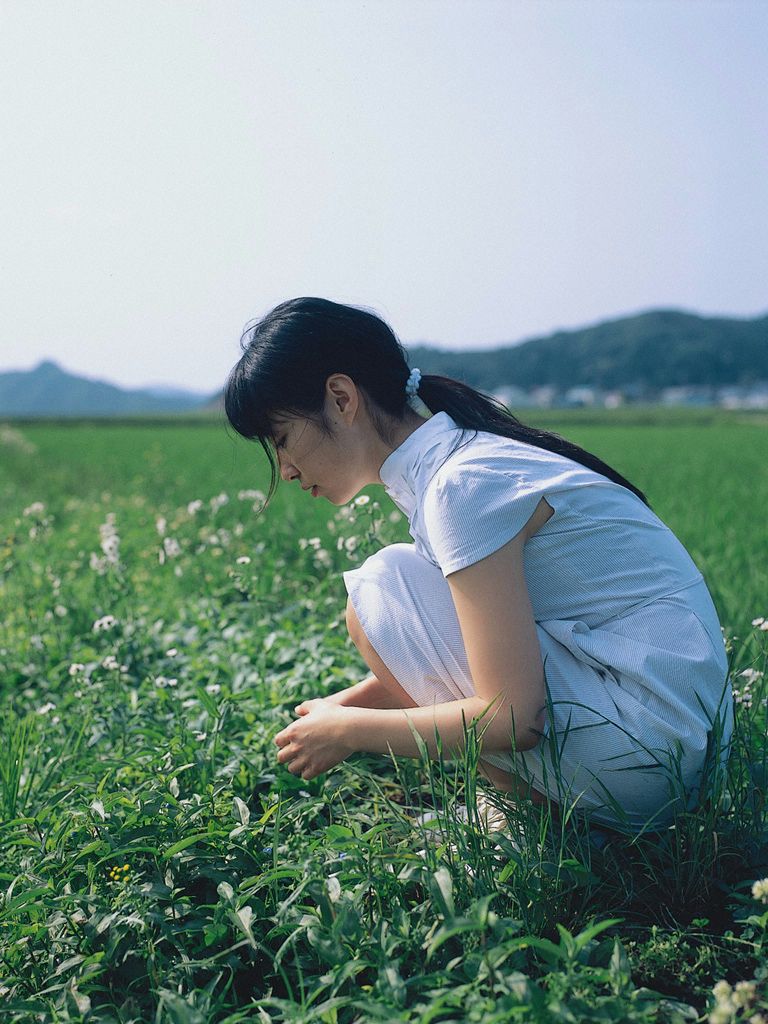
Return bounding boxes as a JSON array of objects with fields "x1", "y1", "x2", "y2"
[{"x1": 224, "y1": 356, "x2": 275, "y2": 444}]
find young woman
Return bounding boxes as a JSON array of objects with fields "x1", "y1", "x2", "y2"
[{"x1": 224, "y1": 297, "x2": 732, "y2": 832}]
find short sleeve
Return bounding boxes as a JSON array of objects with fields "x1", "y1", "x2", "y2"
[{"x1": 422, "y1": 462, "x2": 545, "y2": 576}]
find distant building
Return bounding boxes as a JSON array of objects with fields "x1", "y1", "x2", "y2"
[
  {"x1": 660, "y1": 386, "x2": 715, "y2": 407},
  {"x1": 492, "y1": 385, "x2": 536, "y2": 409},
  {"x1": 717, "y1": 383, "x2": 768, "y2": 409},
  {"x1": 564, "y1": 387, "x2": 600, "y2": 407},
  {"x1": 529, "y1": 386, "x2": 558, "y2": 408}
]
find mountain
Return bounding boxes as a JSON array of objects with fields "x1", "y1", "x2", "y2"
[
  {"x1": 0, "y1": 361, "x2": 213, "y2": 417},
  {"x1": 3, "y1": 309, "x2": 766, "y2": 416},
  {"x1": 406, "y1": 309, "x2": 768, "y2": 396}
]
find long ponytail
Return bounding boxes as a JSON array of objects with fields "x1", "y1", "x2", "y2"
[{"x1": 415, "y1": 375, "x2": 651, "y2": 507}]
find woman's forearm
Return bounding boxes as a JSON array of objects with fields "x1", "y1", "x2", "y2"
[
  {"x1": 346, "y1": 697, "x2": 538, "y2": 759},
  {"x1": 322, "y1": 675, "x2": 414, "y2": 710}
]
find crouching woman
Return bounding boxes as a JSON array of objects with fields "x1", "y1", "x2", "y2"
[{"x1": 224, "y1": 296, "x2": 732, "y2": 833}]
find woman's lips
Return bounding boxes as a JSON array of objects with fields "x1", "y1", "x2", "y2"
[{"x1": 311, "y1": 485, "x2": 319, "y2": 497}]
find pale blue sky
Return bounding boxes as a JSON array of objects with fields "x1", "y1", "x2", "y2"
[{"x1": 1, "y1": 0, "x2": 766, "y2": 392}]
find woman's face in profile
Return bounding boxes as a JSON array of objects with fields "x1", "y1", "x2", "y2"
[{"x1": 270, "y1": 411, "x2": 367, "y2": 506}]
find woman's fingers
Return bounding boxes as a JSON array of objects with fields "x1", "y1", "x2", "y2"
[
  {"x1": 275, "y1": 736, "x2": 310, "y2": 775},
  {"x1": 294, "y1": 698, "x2": 323, "y2": 716},
  {"x1": 279, "y1": 749, "x2": 314, "y2": 779}
]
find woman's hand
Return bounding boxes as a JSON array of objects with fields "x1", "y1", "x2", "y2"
[{"x1": 274, "y1": 699, "x2": 357, "y2": 780}]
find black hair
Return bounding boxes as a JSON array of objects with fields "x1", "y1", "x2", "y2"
[{"x1": 225, "y1": 296, "x2": 651, "y2": 508}]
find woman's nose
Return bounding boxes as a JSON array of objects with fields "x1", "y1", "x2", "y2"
[{"x1": 277, "y1": 451, "x2": 298, "y2": 482}]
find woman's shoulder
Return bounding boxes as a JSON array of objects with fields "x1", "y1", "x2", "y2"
[
  {"x1": 423, "y1": 428, "x2": 660, "y2": 535},
  {"x1": 429, "y1": 428, "x2": 605, "y2": 492}
]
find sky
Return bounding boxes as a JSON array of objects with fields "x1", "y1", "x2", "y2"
[{"x1": 1, "y1": 0, "x2": 766, "y2": 394}]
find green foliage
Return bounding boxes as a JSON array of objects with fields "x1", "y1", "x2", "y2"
[{"x1": 0, "y1": 417, "x2": 766, "y2": 1022}]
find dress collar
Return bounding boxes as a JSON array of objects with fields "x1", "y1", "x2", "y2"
[{"x1": 378, "y1": 411, "x2": 463, "y2": 517}]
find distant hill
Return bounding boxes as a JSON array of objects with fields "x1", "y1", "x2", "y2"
[
  {"x1": 3, "y1": 309, "x2": 766, "y2": 417},
  {"x1": 406, "y1": 309, "x2": 768, "y2": 395},
  {"x1": 0, "y1": 361, "x2": 214, "y2": 417}
]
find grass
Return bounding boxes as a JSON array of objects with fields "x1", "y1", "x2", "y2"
[{"x1": 0, "y1": 410, "x2": 766, "y2": 1022}]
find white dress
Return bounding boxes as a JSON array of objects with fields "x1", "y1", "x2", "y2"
[{"x1": 343, "y1": 412, "x2": 732, "y2": 831}]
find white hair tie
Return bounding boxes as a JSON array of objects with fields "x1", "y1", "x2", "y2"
[{"x1": 405, "y1": 367, "x2": 422, "y2": 397}]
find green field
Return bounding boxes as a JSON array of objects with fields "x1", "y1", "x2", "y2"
[{"x1": 1, "y1": 412, "x2": 767, "y2": 1022}]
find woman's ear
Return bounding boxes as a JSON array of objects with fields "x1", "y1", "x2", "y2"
[{"x1": 325, "y1": 374, "x2": 359, "y2": 423}]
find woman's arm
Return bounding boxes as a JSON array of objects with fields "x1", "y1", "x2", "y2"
[
  {"x1": 317, "y1": 675, "x2": 416, "y2": 710},
  {"x1": 347, "y1": 528, "x2": 547, "y2": 758},
  {"x1": 345, "y1": 694, "x2": 520, "y2": 758},
  {"x1": 276, "y1": 528, "x2": 547, "y2": 780}
]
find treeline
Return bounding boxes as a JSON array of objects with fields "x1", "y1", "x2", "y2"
[{"x1": 406, "y1": 309, "x2": 768, "y2": 393}]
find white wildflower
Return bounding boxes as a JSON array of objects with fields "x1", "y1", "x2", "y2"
[
  {"x1": 37, "y1": 702, "x2": 56, "y2": 715},
  {"x1": 168, "y1": 777, "x2": 179, "y2": 798},
  {"x1": 23, "y1": 502, "x2": 45, "y2": 517},
  {"x1": 711, "y1": 976, "x2": 732, "y2": 999},
  {"x1": 752, "y1": 617, "x2": 765, "y2": 627},
  {"x1": 155, "y1": 516, "x2": 167, "y2": 537},
  {"x1": 709, "y1": 1005, "x2": 732, "y2": 1024},
  {"x1": 210, "y1": 492, "x2": 229, "y2": 513},
  {"x1": 710, "y1": 980, "x2": 735, "y2": 1024},
  {"x1": 163, "y1": 537, "x2": 181, "y2": 559},
  {"x1": 89, "y1": 552, "x2": 108, "y2": 575},
  {"x1": 313, "y1": 549, "x2": 332, "y2": 569},
  {"x1": 299, "y1": 537, "x2": 322, "y2": 551},
  {"x1": 205, "y1": 683, "x2": 221, "y2": 695},
  {"x1": 752, "y1": 877, "x2": 768, "y2": 903},
  {"x1": 93, "y1": 615, "x2": 118, "y2": 633},
  {"x1": 187, "y1": 499, "x2": 203, "y2": 515},
  {"x1": 69, "y1": 663, "x2": 85, "y2": 676},
  {"x1": 54, "y1": 605, "x2": 67, "y2": 617},
  {"x1": 237, "y1": 489, "x2": 265, "y2": 504},
  {"x1": 101, "y1": 655, "x2": 120, "y2": 670},
  {"x1": 733, "y1": 981, "x2": 756, "y2": 1008},
  {"x1": 97, "y1": 512, "x2": 120, "y2": 570},
  {"x1": 194, "y1": 731, "x2": 207, "y2": 742},
  {"x1": 236, "y1": 556, "x2": 251, "y2": 565},
  {"x1": 739, "y1": 668, "x2": 764, "y2": 683},
  {"x1": 344, "y1": 536, "x2": 359, "y2": 554},
  {"x1": 354, "y1": 495, "x2": 370, "y2": 507},
  {"x1": 166, "y1": 648, "x2": 178, "y2": 658}
]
